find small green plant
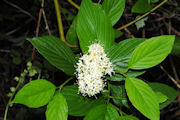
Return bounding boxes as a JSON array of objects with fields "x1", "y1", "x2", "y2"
[{"x1": 4, "y1": 0, "x2": 178, "y2": 120}]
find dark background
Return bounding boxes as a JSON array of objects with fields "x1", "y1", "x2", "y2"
[{"x1": 0, "y1": 0, "x2": 180, "y2": 119}]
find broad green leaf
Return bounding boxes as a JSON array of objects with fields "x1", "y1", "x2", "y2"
[
  {"x1": 119, "y1": 115, "x2": 139, "y2": 120},
  {"x1": 102, "y1": 0, "x2": 125, "y2": 25},
  {"x1": 107, "y1": 38, "x2": 146, "y2": 71},
  {"x1": 171, "y1": 37, "x2": 180, "y2": 54},
  {"x1": 66, "y1": 17, "x2": 78, "y2": 46},
  {"x1": 61, "y1": 85, "x2": 105, "y2": 116},
  {"x1": 125, "y1": 77, "x2": 160, "y2": 120},
  {"x1": 77, "y1": 0, "x2": 115, "y2": 53},
  {"x1": 46, "y1": 92, "x2": 68, "y2": 120},
  {"x1": 155, "y1": 92, "x2": 168, "y2": 104},
  {"x1": 27, "y1": 36, "x2": 77, "y2": 75},
  {"x1": 132, "y1": 0, "x2": 152, "y2": 13},
  {"x1": 149, "y1": 82, "x2": 178, "y2": 109},
  {"x1": 128, "y1": 35, "x2": 175, "y2": 69},
  {"x1": 13, "y1": 79, "x2": 56, "y2": 108},
  {"x1": 110, "y1": 84, "x2": 129, "y2": 108},
  {"x1": 107, "y1": 70, "x2": 145, "y2": 81},
  {"x1": 84, "y1": 104, "x2": 119, "y2": 120}
]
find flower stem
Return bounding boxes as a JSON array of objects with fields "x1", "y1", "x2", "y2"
[
  {"x1": 109, "y1": 96, "x2": 122, "y2": 100},
  {"x1": 54, "y1": 0, "x2": 65, "y2": 42},
  {"x1": 110, "y1": 103, "x2": 127, "y2": 116},
  {"x1": 59, "y1": 77, "x2": 73, "y2": 90},
  {"x1": 107, "y1": 81, "x2": 110, "y2": 104},
  {"x1": 117, "y1": 0, "x2": 168, "y2": 31},
  {"x1": 67, "y1": 0, "x2": 80, "y2": 9},
  {"x1": 4, "y1": 80, "x2": 22, "y2": 120},
  {"x1": 54, "y1": 0, "x2": 77, "y2": 47}
]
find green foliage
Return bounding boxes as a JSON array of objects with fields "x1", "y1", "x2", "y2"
[
  {"x1": 27, "y1": 36, "x2": 77, "y2": 75},
  {"x1": 125, "y1": 77, "x2": 160, "y2": 120},
  {"x1": 115, "y1": 30, "x2": 123, "y2": 39},
  {"x1": 8, "y1": 0, "x2": 177, "y2": 120},
  {"x1": 66, "y1": 17, "x2": 78, "y2": 46},
  {"x1": 110, "y1": 84, "x2": 129, "y2": 108},
  {"x1": 155, "y1": 92, "x2": 168, "y2": 104},
  {"x1": 61, "y1": 85, "x2": 105, "y2": 116},
  {"x1": 107, "y1": 38, "x2": 146, "y2": 71},
  {"x1": 132, "y1": 0, "x2": 152, "y2": 13},
  {"x1": 46, "y1": 92, "x2": 68, "y2": 120},
  {"x1": 13, "y1": 79, "x2": 56, "y2": 108},
  {"x1": 151, "y1": 0, "x2": 160, "y2": 3},
  {"x1": 171, "y1": 37, "x2": 180, "y2": 54},
  {"x1": 149, "y1": 82, "x2": 178, "y2": 109},
  {"x1": 119, "y1": 115, "x2": 139, "y2": 120},
  {"x1": 107, "y1": 70, "x2": 145, "y2": 81},
  {"x1": 76, "y1": 0, "x2": 115, "y2": 53},
  {"x1": 84, "y1": 104, "x2": 119, "y2": 120},
  {"x1": 128, "y1": 35, "x2": 175, "y2": 69},
  {"x1": 102, "y1": 0, "x2": 125, "y2": 25}
]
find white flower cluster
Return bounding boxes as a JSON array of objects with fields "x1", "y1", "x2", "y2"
[{"x1": 76, "y1": 43, "x2": 114, "y2": 97}]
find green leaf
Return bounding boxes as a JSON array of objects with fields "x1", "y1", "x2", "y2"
[
  {"x1": 66, "y1": 17, "x2": 78, "y2": 46},
  {"x1": 77, "y1": 0, "x2": 115, "y2": 53},
  {"x1": 128, "y1": 35, "x2": 175, "y2": 69},
  {"x1": 46, "y1": 92, "x2": 68, "y2": 120},
  {"x1": 135, "y1": 16, "x2": 148, "y2": 30},
  {"x1": 107, "y1": 70, "x2": 145, "y2": 81},
  {"x1": 150, "y1": 0, "x2": 159, "y2": 3},
  {"x1": 155, "y1": 92, "x2": 168, "y2": 104},
  {"x1": 107, "y1": 38, "x2": 146, "y2": 71},
  {"x1": 102, "y1": 0, "x2": 125, "y2": 25},
  {"x1": 27, "y1": 35, "x2": 77, "y2": 75},
  {"x1": 110, "y1": 84, "x2": 129, "y2": 108},
  {"x1": 171, "y1": 37, "x2": 180, "y2": 54},
  {"x1": 13, "y1": 79, "x2": 56, "y2": 108},
  {"x1": 149, "y1": 82, "x2": 178, "y2": 109},
  {"x1": 119, "y1": 115, "x2": 139, "y2": 120},
  {"x1": 61, "y1": 85, "x2": 105, "y2": 116},
  {"x1": 132, "y1": 0, "x2": 152, "y2": 13},
  {"x1": 84, "y1": 104, "x2": 119, "y2": 120},
  {"x1": 125, "y1": 77, "x2": 160, "y2": 120},
  {"x1": 115, "y1": 29, "x2": 123, "y2": 39}
]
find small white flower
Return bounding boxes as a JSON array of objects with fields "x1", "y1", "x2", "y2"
[{"x1": 76, "y1": 43, "x2": 114, "y2": 97}]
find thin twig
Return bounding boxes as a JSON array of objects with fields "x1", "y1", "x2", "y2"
[
  {"x1": 6, "y1": 18, "x2": 33, "y2": 36},
  {"x1": 31, "y1": 7, "x2": 43, "y2": 61},
  {"x1": 42, "y1": 9, "x2": 51, "y2": 35},
  {"x1": 3, "y1": 0, "x2": 36, "y2": 21},
  {"x1": 124, "y1": 28, "x2": 135, "y2": 38},
  {"x1": 163, "y1": 20, "x2": 180, "y2": 36},
  {"x1": 0, "y1": 50, "x2": 10, "y2": 53},
  {"x1": 142, "y1": 29, "x2": 146, "y2": 38},
  {"x1": 160, "y1": 65, "x2": 180, "y2": 89},
  {"x1": 67, "y1": 0, "x2": 80, "y2": 9},
  {"x1": 169, "y1": 56, "x2": 180, "y2": 82},
  {"x1": 117, "y1": 0, "x2": 168, "y2": 31}
]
